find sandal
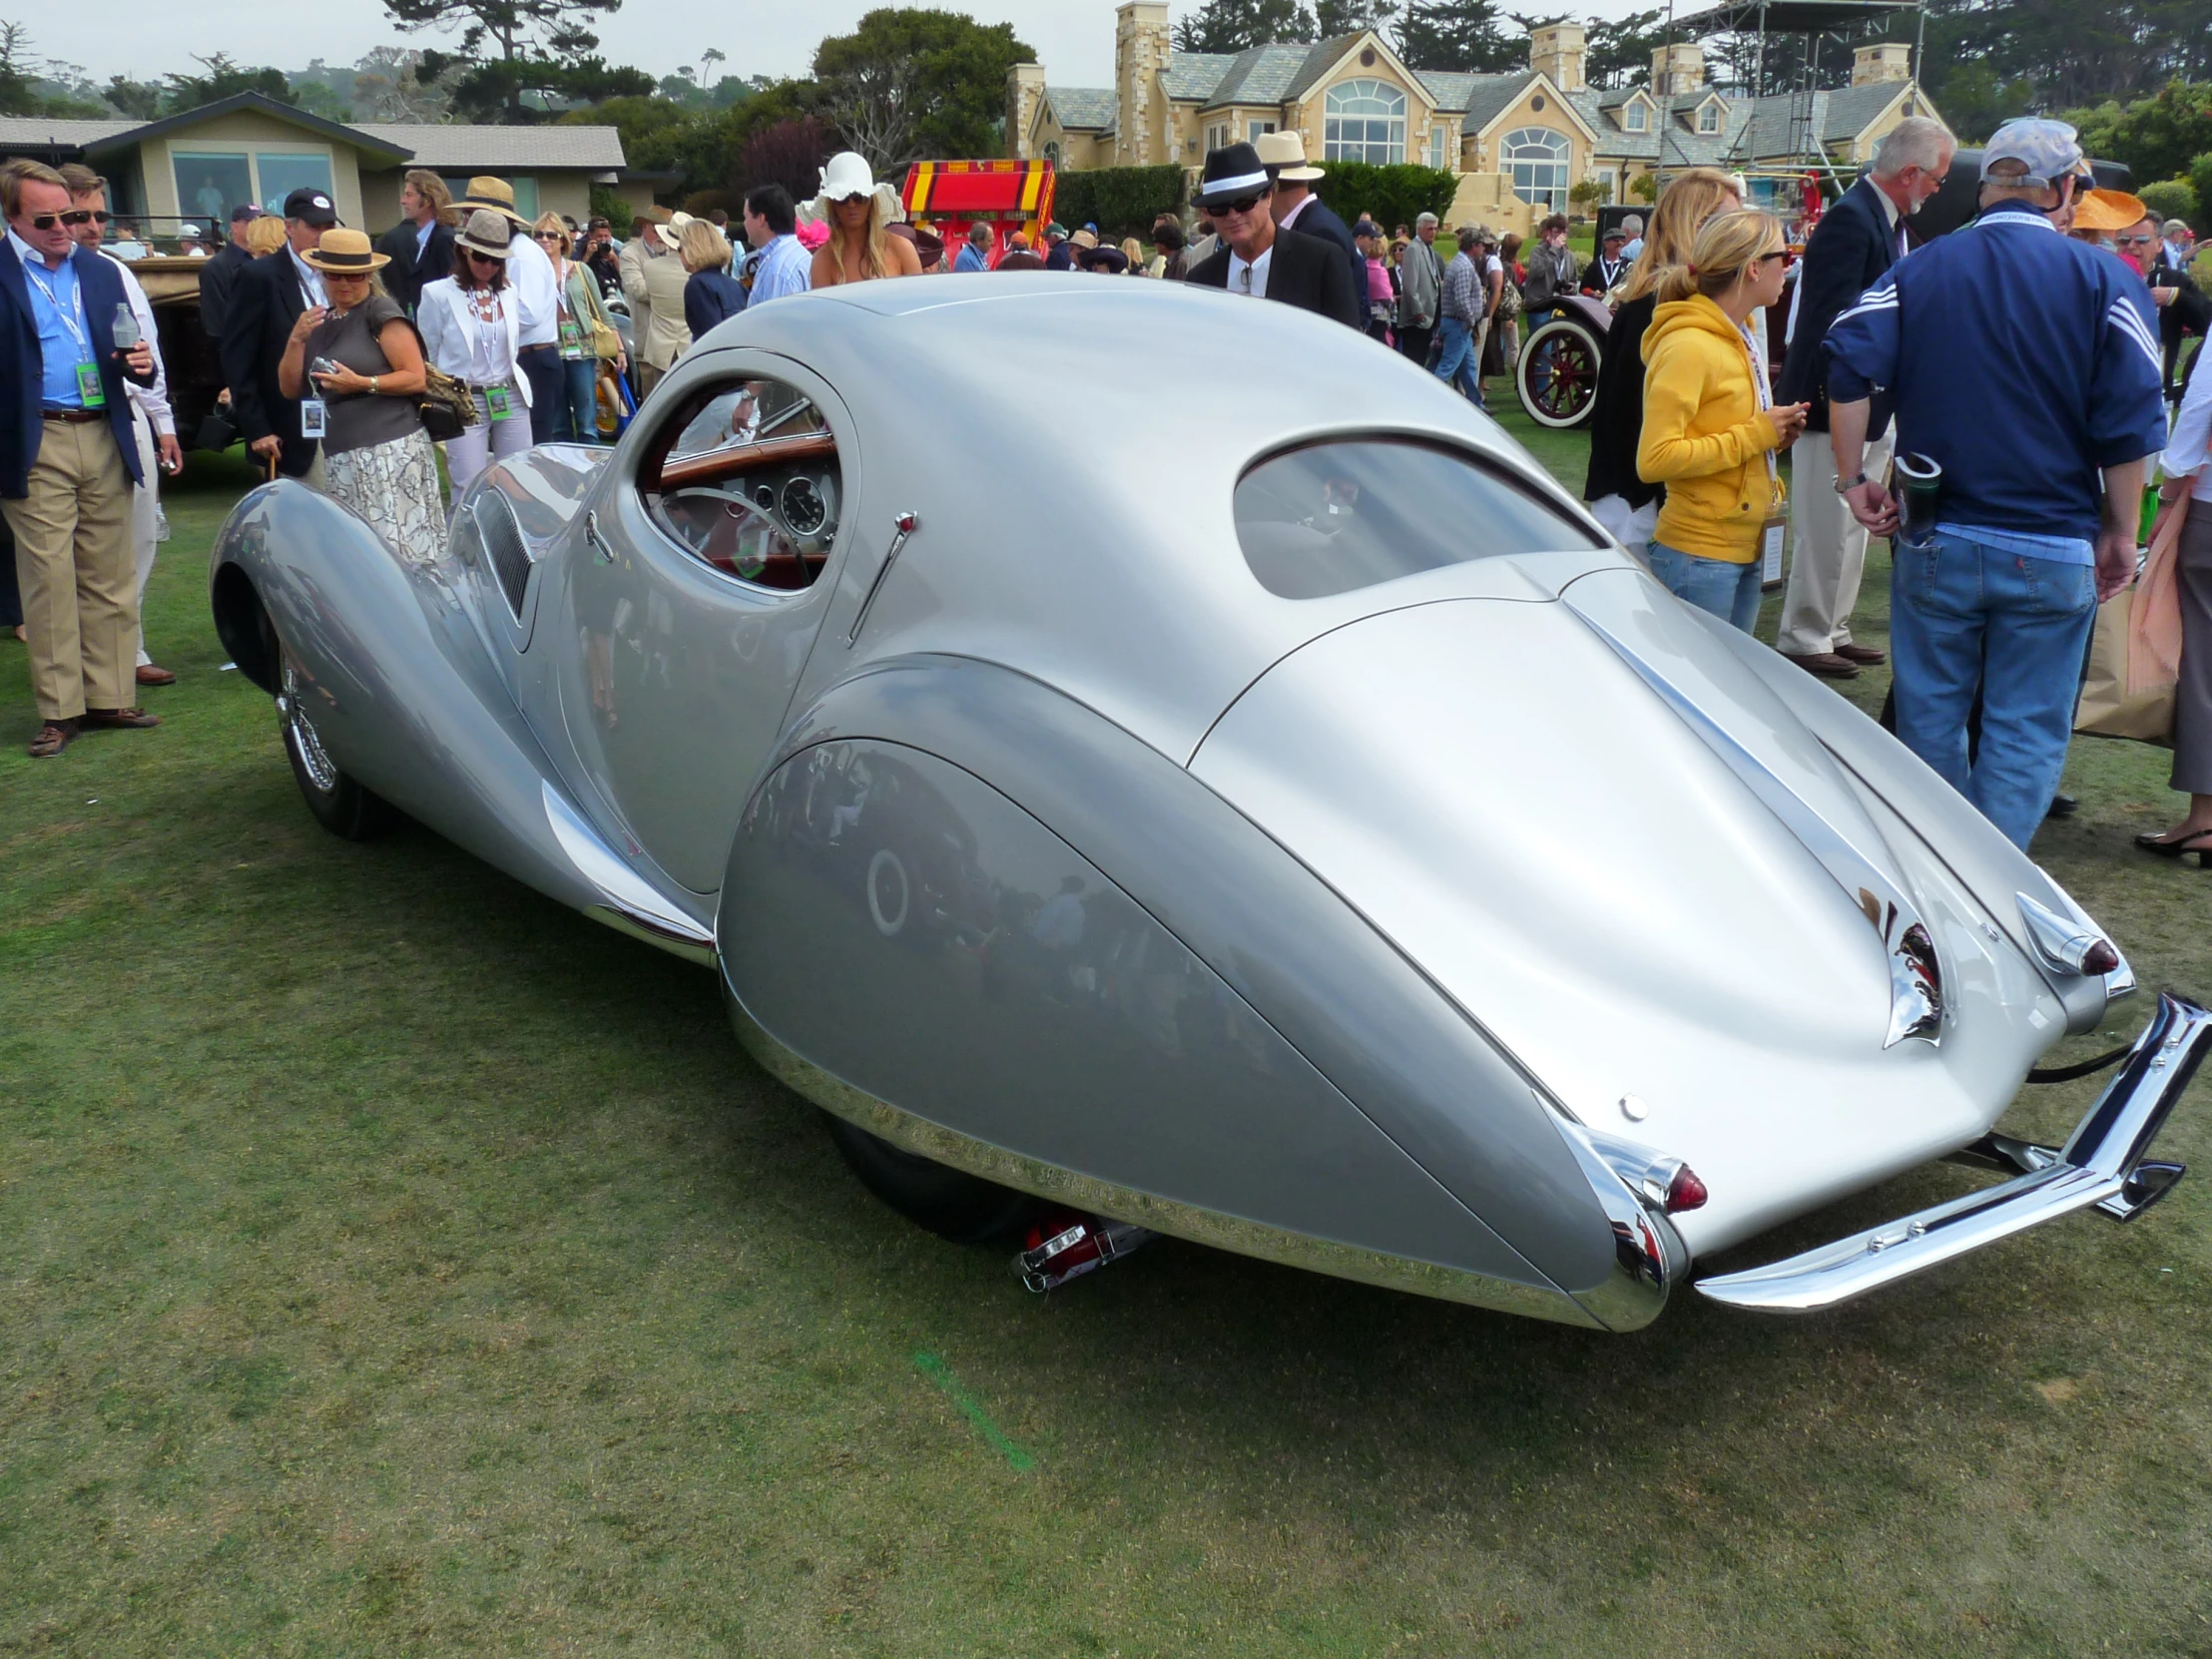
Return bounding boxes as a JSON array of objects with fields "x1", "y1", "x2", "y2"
[
  {"x1": 79, "y1": 707, "x2": 160, "y2": 731},
  {"x1": 2135, "y1": 828, "x2": 2212, "y2": 868},
  {"x1": 27, "y1": 719, "x2": 76, "y2": 758}
]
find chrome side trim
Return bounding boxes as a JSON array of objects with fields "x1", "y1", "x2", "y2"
[
  {"x1": 845, "y1": 510, "x2": 918, "y2": 647},
  {"x1": 1565, "y1": 597, "x2": 1940, "y2": 1048},
  {"x1": 1543, "y1": 1107, "x2": 1689, "y2": 1332},
  {"x1": 1697, "y1": 992, "x2": 2210, "y2": 1314},
  {"x1": 722, "y1": 987, "x2": 1603, "y2": 1329},
  {"x1": 541, "y1": 782, "x2": 717, "y2": 966}
]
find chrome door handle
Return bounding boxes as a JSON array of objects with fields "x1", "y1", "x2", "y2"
[
  {"x1": 585, "y1": 509, "x2": 613, "y2": 565},
  {"x1": 846, "y1": 511, "x2": 918, "y2": 647}
]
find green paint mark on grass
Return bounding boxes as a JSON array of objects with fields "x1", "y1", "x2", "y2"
[{"x1": 913, "y1": 1351, "x2": 1034, "y2": 1471}]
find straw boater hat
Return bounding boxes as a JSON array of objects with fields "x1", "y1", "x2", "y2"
[
  {"x1": 799, "y1": 151, "x2": 902, "y2": 229},
  {"x1": 1255, "y1": 130, "x2": 1324, "y2": 183},
  {"x1": 2072, "y1": 188, "x2": 2149, "y2": 234},
  {"x1": 300, "y1": 227, "x2": 389, "y2": 274},
  {"x1": 453, "y1": 175, "x2": 528, "y2": 227},
  {"x1": 454, "y1": 209, "x2": 515, "y2": 261}
]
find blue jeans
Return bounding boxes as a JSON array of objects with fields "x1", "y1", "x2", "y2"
[
  {"x1": 553, "y1": 356, "x2": 600, "y2": 444},
  {"x1": 1648, "y1": 541, "x2": 1763, "y2": 633},
  {"x1": 1433, "y1": 316, "x2": 1481, "y2": 405},
  {"x1": 1890, "y1": 531, "x2": 2097, "y2": 849}
]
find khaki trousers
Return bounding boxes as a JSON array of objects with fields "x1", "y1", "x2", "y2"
[
  {"x1": 2, "y1": 417, "x2": 136, "y2": 722},
  {"x1": 1779, "y1": 427, "x2": 1893, "y2": 657},
  {"x1": 129, "y1": 414, "x2": 160, "y2": 668}
]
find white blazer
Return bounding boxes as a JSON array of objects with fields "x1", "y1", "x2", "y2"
[{"x1": 416, "y1": 276, "x2": 532, "y2": 406}]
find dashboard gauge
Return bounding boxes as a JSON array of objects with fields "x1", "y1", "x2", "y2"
[{"x1": 781, "y1": 474, "x2": 829, "y2": 536}]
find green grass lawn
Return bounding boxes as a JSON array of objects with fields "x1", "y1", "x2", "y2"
[{"x1": 5, "y1": 435, "x2": 2212, "y2": 1654}]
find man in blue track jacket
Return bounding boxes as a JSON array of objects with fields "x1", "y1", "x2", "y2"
[{"x1": 1824, "y1": 119, "x2": 2167, "y2": 848}]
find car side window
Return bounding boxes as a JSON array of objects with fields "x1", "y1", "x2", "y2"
[{"x1": 640, "y1": 377, "x2": 840, "y2": 592}]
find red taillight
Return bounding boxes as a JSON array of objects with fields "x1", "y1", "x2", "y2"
[
  {"x1": 2082, "y1": 940, "x2": 2121, "y2": 975},
  {"x1": 1664, "y1": 1165, "x2": 1709, "y2": 1213}
]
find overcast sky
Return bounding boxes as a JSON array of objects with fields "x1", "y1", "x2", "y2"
[{"x1": 43, "y1": 0, "x2": 1658, "y2": 93}]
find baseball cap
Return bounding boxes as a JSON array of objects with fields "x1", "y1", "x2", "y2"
[
  {"x1": 229, "y1": 203, "x2": 262, "y2": 225},
  {"x1": 282, "y1": 187, "x2": 338, "y2": 227},
  {"x1": 1978, "y1": 118, "x2": 2087, "y2": 190}
]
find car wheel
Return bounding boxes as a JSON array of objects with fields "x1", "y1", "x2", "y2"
[
  {"x1": 825, "y1": 1114, "x2": 1045, "y2": 1245},
  {"x1": 1516, "y1": 316, "x2": 1602, "y2": 430},
  {"x1": 279, "y1": 659, "x2": 393, "y2": 841}
]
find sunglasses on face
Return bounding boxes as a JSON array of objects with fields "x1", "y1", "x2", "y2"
[
  {"x1": 463, "y1": 250, "x2": 501, "y2": 265},
  {"x1": 25, "y1": 210, "x2": 96, "y2": 230},
  {"x1": 1756, "y1": 250, "x2": 1788, "y2": 266},
  {"x1": 2118, "y1": 234, "x2": 2156, "y2": 247},
  {"x1": 534, "y1": 231, "x2": 564, "y2": 242},
  {"x1": 1212, "y1": 195, "x2": 1266, "y2": 217}
]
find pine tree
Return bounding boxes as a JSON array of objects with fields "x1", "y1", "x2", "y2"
[
  {"x1": 1172, "y1": 0, "x2": 1321, "y2": 54},
  {"x1": 1390, "y1": 0, "x2": 1523, "y2": 73}
]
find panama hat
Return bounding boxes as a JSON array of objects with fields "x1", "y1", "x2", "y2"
[
  {"x1": 454, "y1": 175, "x2": 527, "y2": 226},
  {"x1": 1255, "y1": 130, "x2": 1325, "y2": 183},
  {"x1": 654, "y1": 210, "x2": 696, "y2": 250},
  {"x1": 800, "y1": 151, "x2": 902, "y2": 229},
  {"x1": 2072, "y1": 188, "x2": 2149, "y2": 234},
  {"x1": 301, "y1": 227, "x2": 389, "y2": 274},
  {"x1": 454, "y1": 209, "x2": 515, "y2": 261}
]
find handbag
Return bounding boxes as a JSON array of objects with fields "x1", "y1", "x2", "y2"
[
  {"x1": 407, "y1": 320, "x2": 479, "y2": 443},
  {"x1": 2075, "y1": 500, "x2": 2185, "y2": 746},
  {"x1": 196, "y1": 407, "x2": 239, "y2": 451}
]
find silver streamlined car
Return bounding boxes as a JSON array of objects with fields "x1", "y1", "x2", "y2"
[{"x1": 208, "y1": 276, "x2": 2208, "y2": 1331}]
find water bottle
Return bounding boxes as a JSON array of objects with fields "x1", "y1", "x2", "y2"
[{"x1": 111, "y1": 302, "x2": 140, "y2": 351}]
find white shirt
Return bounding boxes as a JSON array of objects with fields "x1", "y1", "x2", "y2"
[
  {"x1": 287, "y1": 246, "x2": 327, "y2": 309},
  {"x1": 505, "y1": 228, "x2": 560, "y2": 346},
  {"x1": 1227, "y1": 244, "x2": 1273, "y2": 298},
  {"x1": 2163, "y1": 350, "x2": 2212, "y2": 504},
  {"x1": 415, "y1": 277, "x2": 529, "y2": 405},
  {"x1": 1280, "y1": 193, "x2": 1315, "y2": 233},
  {"x1": 99, "y1": 248, "x2": 173, "y2": 437}
]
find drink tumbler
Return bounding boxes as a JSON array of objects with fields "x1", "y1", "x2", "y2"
[
  {"x1": 1894, "y1": 452, "x2": 1941, "y2": 550},
  {"x1": 111, "y1": 302, "x2": 140, "y2": 351}
]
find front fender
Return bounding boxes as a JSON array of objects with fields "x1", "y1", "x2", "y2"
[{"x1": 720, "y1": 655, "x2": 1636, "y2": 1322}]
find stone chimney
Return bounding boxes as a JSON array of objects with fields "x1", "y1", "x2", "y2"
[
  {"x1": 1527, "y1": 23, "x2": 1586, "y2": 93},
  {"x1": 1007, "y1": 63, "x2": 1046, "y2": 160},
  {"x1": 1115, "y1": 1, "x2": 1172, "y2": 166},
  {"x1": 1852, "y1": 44, "x2": 1912, "y2": 87},
  {"x1": 1650, "y1": 43, "x2": 1706, "y2": 96}
]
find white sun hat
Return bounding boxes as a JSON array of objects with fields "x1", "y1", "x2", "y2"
[{"x1": 801, "y1": 151, "x2": 904, "y2": 229}]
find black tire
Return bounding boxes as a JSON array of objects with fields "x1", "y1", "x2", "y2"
[
  {"x1": 825, "y1": 1114, "x2": 1046, "y2": 1245},
  {"x1": 1516, "y1": 315, "x2": 1603, "y2": 430},
  {"x1": 280, "y1": 661, "x2": 394, "y2": 841}
]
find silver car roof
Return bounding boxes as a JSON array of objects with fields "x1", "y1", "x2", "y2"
[{"x1": 676, "y1": 275, "x2": 1624, "y2": 764}]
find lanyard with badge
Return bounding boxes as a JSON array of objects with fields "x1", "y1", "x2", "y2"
[
  {"x1": 469, "y1": 290, "x2": 518, "y2": 420},
  {"x1": 23, "y1": 261, "x2": 105, "y2": 408},
  {"x1": 1742, "y1": 320, "x2": 1788, "y2": 583}
]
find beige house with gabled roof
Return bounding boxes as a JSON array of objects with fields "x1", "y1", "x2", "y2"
[{"x1": 1011, "y1": 3, "x2": 1946, "y2": 235}]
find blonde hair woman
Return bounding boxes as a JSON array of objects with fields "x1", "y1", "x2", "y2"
[
  {"x1": 1636, "y1": 209, "x2": 1808, "y2": 631},
  {"x1": 807, "y1": 152, "x2": 921, "y2": 286},
  {"x1": 241, "y1": 214, "x2": 287, "y2": 258},
  {"x1": 679, "y1": 217, "x2": 746, "y2": 344},
  {"x1": 1583, "y1": 167, "x2": 1745, "y2": 547},
  {"x1": 533, "y1": 211, "x2": 623, "y2": 443}
]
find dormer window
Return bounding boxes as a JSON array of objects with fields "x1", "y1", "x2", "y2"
[
  {"x1": 1696, "y1": 99, "x2": 1722, "y2": 134},
  {"x1": 1624, "y1": 101, "x2": 1647, "y2": 133}
]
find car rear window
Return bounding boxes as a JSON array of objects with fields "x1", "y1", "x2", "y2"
[{"x1": 1234, "y1": 438, "x2": 1604, "y2": 599}]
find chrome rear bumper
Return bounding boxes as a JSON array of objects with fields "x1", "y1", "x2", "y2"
[{"x1": 1697, "y1": 992, "x2": 2210, "y2": 1315}]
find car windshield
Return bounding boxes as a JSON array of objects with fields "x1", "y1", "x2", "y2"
[{"x1": 1234, "y1": 438, "x2": 1604, "y2": 600}]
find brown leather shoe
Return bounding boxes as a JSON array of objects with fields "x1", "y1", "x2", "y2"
[
  {"x1": 136, "y1": 664, "x2": 177, "y2": 687},
  {"x1": 79, "y1": 707, "x2": 161, "y2": 730},
  {"x1": 1835, "y1": 643, "x2": 1887, "y2": 665},
  {"x1": 28, "y1": 718, "x2": 76, "y2": 758},
  {"x1": 1783, "y1": 651, "x2": 1861, "y2": 680}
]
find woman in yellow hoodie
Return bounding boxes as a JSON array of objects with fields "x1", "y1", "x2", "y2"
[{"x1": 1636, "y1": 210, "x2": 1808, "y2": 631}]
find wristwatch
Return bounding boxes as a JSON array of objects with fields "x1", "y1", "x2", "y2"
[{"x1": 1832, "y1": 472, "x2": 1867, "y2": 494}]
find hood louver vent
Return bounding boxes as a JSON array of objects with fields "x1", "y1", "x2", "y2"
[{"x1": 474, "y1": 494, "x2": 533, "y2": 620}]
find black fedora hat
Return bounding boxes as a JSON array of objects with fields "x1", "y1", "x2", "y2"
[{"x1": 1198, "y1": 142, "x2": 1271, "y2": 209}]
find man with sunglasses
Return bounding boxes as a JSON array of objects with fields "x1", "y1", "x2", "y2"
[
  {"x1": 221, "y1": 186, "x2": 338, "y2": 489},
  {"x1": 1185, "y1": 143, "x2": 1360, "y2": 326},
  {"x1": 2124, "y1": 213, "x2": 2211, "y2": 396},
  {"x1": 59, "y1": 164, "x2": 180, "y2": 689},
  {"x1": 0, "y1": 159, "x2": 160, "y2": 758}
]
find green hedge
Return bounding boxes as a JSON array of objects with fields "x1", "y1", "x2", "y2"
[
  {"x1": 1310, "y1": 163, "x2": 1459, "y2": 234},
  {"x1": 1051, "y1": 164, "x2": 1187, "y2": 241},
  {"x1": 2139, "y1": 177, "x2": 2198, "y2": 229}
]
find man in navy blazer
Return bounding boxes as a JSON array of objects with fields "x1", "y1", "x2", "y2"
[
  {"x1": 1774, "y1": 118, "x2": 1953, "y2": 678},
  {"x1": 0, "y1": 160, "x2": 158, "y2": 757}
]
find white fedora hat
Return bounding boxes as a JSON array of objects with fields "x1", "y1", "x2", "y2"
[{"x1": 801, "y1": 151, "x2": 904, "y2": 228}]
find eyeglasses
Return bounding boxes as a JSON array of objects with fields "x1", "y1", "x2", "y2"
[
  {"x1": 1756, "y1": 251, "x2": 1788, "y2": 266},
  {"x1": 1212, "y1": 195, "x2": 1266, "y2": 218},
  {"x1": 2117, "y1": 234, "x2": 2156, "y2": 247},
  {"x1": 462, "y1": 250, "x2": 501, "y2": 265},
  {"x1": 534, "y1": 231, "x2": 564, "y2": 243},
  {"x1": 25, "y1": 210, "x2": 95, "y2": 230}
]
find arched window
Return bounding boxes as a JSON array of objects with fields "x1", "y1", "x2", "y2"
[
  {"x1": 1501, "y1": 126, "x2": 1570, "y2": 213},
  {"x1": 1044, "y1": 141, "x2": 1060, "y2": 164},
  {"x1": 1325, "y1": 79, "x2": 1406, "y2": 165}
]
